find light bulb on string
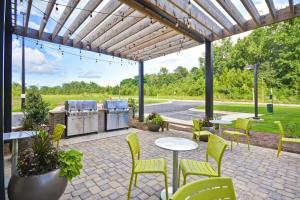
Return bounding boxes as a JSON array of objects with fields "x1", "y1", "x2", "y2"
[
  {"x1": 55, "y1": 4, "x2": 59, "y2": 14},
  {"x1": 175, "y1": 20, "x2": 179, "y2": 28},
  {"x1": 188, "y1": 0, "x2": 192, "y2": 8},
  {"x1": 40, "y1": 44, "x2": 43, "y2": 49},
  {"x1": 59, "y1": 45, "x2": 61, "y2": 50},
  {"x1": 96, "y1": 59, "x2": 98, "y2": 63},
  {"x1": 150, "y1": 18, "x2": 153, "y2": 24},
  {"x1": 36, "y1": 40, "x2": 39, "y2": 45},
  {"x1": 61, "y1": 51, "x2": 64, "y2": 56},
  {"x1": 90, "y1": 12, "x2": 93, "y2": 18},
  {"x1": 43, "y1": 13, "x2": 47, "y2": 23},
  {"x1": 20, "y1": 0, "x2": 23, "y2": 6},
  {"x1": 80, "y1": 56, "x2": 82, "y2": 60},
  {"x1": 68, "y1": 31, "x2": 72, "y2": 37}
]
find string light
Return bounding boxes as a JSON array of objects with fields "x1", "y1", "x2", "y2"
[
  {"x1": 96, "y1": 59, "x2": 98, "y2": 63},
  {"x1": 61, "y1": 51, "x2": 64, "y2": 55},
  {"x1": 40, "y1": 44, "x2": 43, "y2": 49},
  {"x1": 36, "y1": 40, "x2": 39, "y2": 45},
  {"x1": 90, "y1": 12, "x2": 93, "y2": 18},
  {"x1": 188, "y1": 0, "x2": 192, "y2": 8},
  {"x1": 150, "y1": 18, "x2": 153, "y2": 24},
  {"x1": 55, "y1": 4, "x2": 59, "y2": 14},
  {"x1": 80, "y1": 55, "x2": 82, "y2": 60},
  {"x1": 59, "y1": 45, "x2": 61, "y2": 50},
  {"x1": 20, "y1": 0, "x2": 23, "y2": 5},
  {"x1": 68, "y1": 31, "x2": 72, "y2": 37},
  {"x1": 175, "y1": 20, "x2": 179, "y2": 27},
  {"x1": 43, "y1": 13, "x2": 47, "y2": 23}
]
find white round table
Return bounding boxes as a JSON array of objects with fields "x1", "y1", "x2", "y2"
[
  {"x1": 155, "y1": 137, "x2": 198, "y2": 199},
  {"x1": 209, "y1": 120, "x2": 232, "y2": 135}
]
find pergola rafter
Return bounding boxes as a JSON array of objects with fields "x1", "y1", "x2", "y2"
[
  {"x1": 265, "y1": 0, "x2": 277, "y2": 20},
  {"x1": 51, "y1": 0, "x2": 80, "y2": 40},
  {"x1": 9, "y1": 0, "x2": 299, "y2": 61},
  {"x1": 62, "y1": 0, "x2": 103, "y2": 44},
  {"x1": 39, "y1": 0, "x2": 56, "y2": 38}
]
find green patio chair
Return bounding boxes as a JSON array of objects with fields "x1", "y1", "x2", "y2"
[
  {"x1": 192, "y1": 119, "x2": 212, "y2": 141},
  {"x1": 126, "y1": 133, "x2": 169, "y2": 200},
  {"x1": 52, "y1": 124, "x2": 66, "y2": 148},
  {"x1": 222, "y1": 118, "x2": 250, "y2": 150},
  {"x1": 179, "y1": 134, "x2": 227, "y2": 186},
  {"x1": 275, "y1": 121, "x2": 300, "y2": 157},
  {"x1": 171, "y1": 177, "x2": 236, "y2": 200}
]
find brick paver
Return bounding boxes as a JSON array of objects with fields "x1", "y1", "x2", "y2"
[{"x1": 59, "y1": 130, "x2": 299, "y2": 199}]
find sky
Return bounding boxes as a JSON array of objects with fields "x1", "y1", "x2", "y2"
[{"x1": 12, "y1": 0, "x2": 294, "y2": 87}]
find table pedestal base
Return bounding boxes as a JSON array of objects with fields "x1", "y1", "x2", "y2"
[{"x1": 160, "y1": 186, "x2": 173, "y2": 200}]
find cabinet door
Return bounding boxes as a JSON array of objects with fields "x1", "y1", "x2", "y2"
[
  {"x1": 119, "y1": 112, "x2": 129, "y2": 129},
  {"x1": 84, "y1": 114, "x2": 98, "y2": 133},
  {"x1": 106, "y1": 113, "x2": 118, "y2": 130},
  {"x1": 67, "y1": 116, "x2": 83, "y2": 136}
]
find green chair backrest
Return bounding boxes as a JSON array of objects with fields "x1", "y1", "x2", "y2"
[
  {"x1": 171, "y1": 177, "x2": 236, "y2": 200},
  {"x1": 192, "y1": 119, "x2": 201, "y2": 131},
  {"x1": 52, "y1": 124, "x2": 65, "y2": 147},
  {"x1": 206, "y1": 134, "x2": 227, "y2": 176},
  {"x1": 126, "y1": 133, "x2": 141, "y2": 166},
  {"x1": 274, "y1": 121, "x2": 284, "y2": 138},
  {"x1": 235, "y1": 118, "x2": 250, "y2": 134}
]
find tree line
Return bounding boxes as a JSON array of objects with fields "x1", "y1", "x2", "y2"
[{"x1": 12, "y1": 18, "x2": 300, "y2": 103}]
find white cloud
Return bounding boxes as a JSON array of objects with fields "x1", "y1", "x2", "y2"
[
  {"x1": 78, "y1": 70, "x2": 101, "y2": 79},
  {"x1": 12, "y1": 39, "x2": 61, "y2": 74}
]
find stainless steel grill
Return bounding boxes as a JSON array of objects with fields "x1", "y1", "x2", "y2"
[
  {"x1": 104, "y1": 100, "x2": 129, "y2": 131},
  {"x1": 65, "y1": 100, "x2": 98, "y2": 137}
]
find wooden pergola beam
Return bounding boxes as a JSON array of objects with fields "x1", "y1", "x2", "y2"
[
  {"x1": 73, "y1": 0, "x2": 121, "y2": 45},
  {"x1": 106, "y1": 22, "x2": 163, "y2": 53},
  {"x1": 139, "y1": 41, "x2": 198, "y2": 61},
  {"x1": 39, "y1": 0, "x2": 56, "y2": 38},
  {"x1": 128, "y1": 34, "x2": 185, "y2": 57},
  {"x1": 241, "y1": 0, "x2": 261, "y2": 25},
  {"x1": 193, "y1": 0, "x2": 236, "y2": 33},
  {"x1": 100, "y1": 17, "x2": 151, "y2": 50},
  {"x1": 24, "y1": 0, "x2": 32, "y2": 34},
  {"x1": 121, "y1": 30, "x2": 179, "y2": 56},
  {"x1": 92, "y1": 11, "x2": 145, "y2": 49},
  {"x1": 217, "y1": 0, "x2": 246, "y2": 29},
  {"x1": 14, "y1": 26, "x2": 134, "y2": 60},
  {"x1": 289, "y1": 0, "x2": 294, "y2": 16},
  {"x1": 52, "y1": 0, "x2": 80, "y2": 40},
  {"x1": 62, "y1": 0, "x2": 103, "y2": 44},
  {"x1": 169, "y1": 0, "x2": 224, "y2": 36},
  {"x1": 130, "y1": 35, "x2": 190, "y2": 58},
  {"x1": 82, "y1": 5, "x2": 134, "y2": 47},
  {"x1": 120, "y1": 0, "x2": 206, "y2": 42},
  {"x1": 114, "y1": 26, "x2": 173, "y2": 54},
  {"x1": 265, "y1": 0, "x2": 277, "y2": 20}
]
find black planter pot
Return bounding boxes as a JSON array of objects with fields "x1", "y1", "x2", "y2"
[
  {"x1": 8, "y1": 169, "x2": 68, "y2": 200},
  {"x1": 200, "y1": 127, "x2": 215, "y2": 142},
  {"x1": 147, "y1": 122, "x2": 161, "y2": 132}
]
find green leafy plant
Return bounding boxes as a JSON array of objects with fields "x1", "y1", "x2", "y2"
[
  {"x1": 128, "y1": 98, "x2": 137, "y2": 119},
  {"x1": 59, "y1": 150, "x2": 83, "y2": 181},
  {"x1": 17, "y1": 129, "x2": 83, "y2": 181},
  {"x1": 23, "y1": 88, "x2": 49, "y2": 130},
  {"x1": 146, "y1": 112, "x2": 163, "y2": 125},
  {"x1": 200, "y1": 117, "x2": 213, "y2": 127},
  {"x1": 17, "y1": 129, "x2": 59, "y2": 177}
]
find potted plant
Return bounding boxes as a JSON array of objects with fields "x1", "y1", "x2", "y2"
[
  {"x1": 8, "y1": 129, "x2": 83, "y2": 200},
  {"x1": 128, "y1": 98, "x2": 137, "y2": 120},
  {"x1": 199, "y1": 117, "x2": 214, "y2": 142},
  {"x1": 146, "y1": 112, "x2": 163, "y2": 132}
]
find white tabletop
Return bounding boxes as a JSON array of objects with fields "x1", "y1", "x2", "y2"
[
  {"x1": 209, "y1": 120, "x2": 232, "y2": 125},
  {"x1": 155, "y1": 137, "x2": 198, "y2": 151},
  {"x1": 3, "y1": 131, "x2": 37, "y2": 141}
]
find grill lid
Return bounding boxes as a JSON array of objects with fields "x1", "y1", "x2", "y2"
[
  {"x1": 65, "y1": 100, "x2": 97, "y2": 112},
  {"x1": 104, "y1": 100, "x2": 129, "y2": 111}
]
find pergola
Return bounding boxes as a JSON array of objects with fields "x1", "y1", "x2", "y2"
[{"x1": 0, "y1": 0, "x2": 299, "y2": 198}]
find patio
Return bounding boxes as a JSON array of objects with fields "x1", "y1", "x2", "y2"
[{"x1": 49, "y1": 129, "x2": 300, "y2": 200}]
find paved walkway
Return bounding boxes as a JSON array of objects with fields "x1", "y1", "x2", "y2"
[{"x1": 57, "y1": 129, "x2": 300, "y2": 200}]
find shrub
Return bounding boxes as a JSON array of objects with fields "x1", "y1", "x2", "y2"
[
  {"x1": 146, "y1": 112, "x2": 163, "y2": 125},
  {"x1": 23, "y1": 88, "x2": 49, "y2": 129}
]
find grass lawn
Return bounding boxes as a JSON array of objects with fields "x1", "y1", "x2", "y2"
[
  {"x1": 12, "y1": 94, "x2": 167, "y2": 112},
  {"x1": 196, "y1": 104, "x2": 300, "y2": 137}
]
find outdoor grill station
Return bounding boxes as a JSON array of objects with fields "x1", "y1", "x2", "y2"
[{"x1": 50, "y1": 99, "x2": 130, "y2": 138}]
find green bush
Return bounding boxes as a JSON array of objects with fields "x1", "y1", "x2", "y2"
[
  {"x1": 23, "y1": 88, "x2": 49, "y2": 129},
  {"x1": 146, "y1": 112, "x2": 163, "y2": 125}
]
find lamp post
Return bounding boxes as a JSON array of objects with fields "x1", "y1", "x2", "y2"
[
  {"x1": 21, "y1": 11, "x2": 26, "y2": 109},
  {"x1": 245, "y1": 64, "x2": 259, "y2": 119}
]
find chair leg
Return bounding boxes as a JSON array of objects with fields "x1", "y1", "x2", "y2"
[
  {"x1": 128, "y1": 172, "x2": 134, "y2": 200},
  {"x1": 178, "y1": 166, "x2": 181, "y2": 187},
  {"x1": 230, "y1": 136, "x2": 233, "y2": 151},
  {"x1": 183, "y1": 175, "x2": 187, "y2": 185},
  {"x1": 164, "y1": 174, "x2": 169, "y2": 200},
  {"x1": 134, "y1": 174, "x2": 138, "y2": 186},
  {"x1": 246, "y1": 135, "x2": 250, "y2": 150},
  {"x1": 277, "y1": 141, "x2": 282, "y2": 158}
]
